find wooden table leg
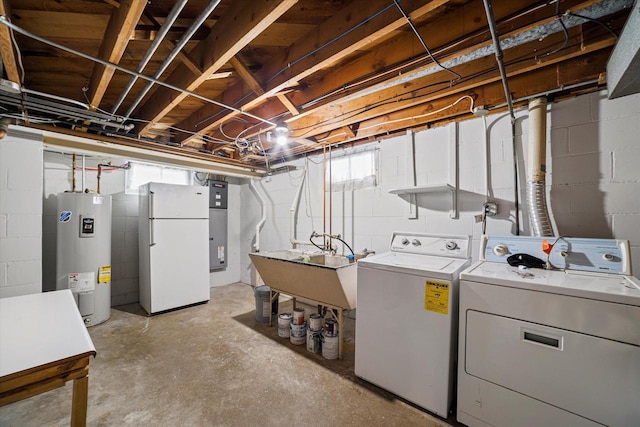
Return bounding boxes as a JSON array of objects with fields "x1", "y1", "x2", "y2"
[{"x1": 70, "y1": 375, "x2": 89, "y2": 427}]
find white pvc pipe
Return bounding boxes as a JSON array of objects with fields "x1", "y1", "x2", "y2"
[
  {"x1": 526, "y1": 98, "x2": 554, "y2": 236},
  {"x1": 250, "y1": 179, "x2": 266, "y2": 252},
  {"x1": 290, "y1": 167, "x2": 306, "y2": 249}
]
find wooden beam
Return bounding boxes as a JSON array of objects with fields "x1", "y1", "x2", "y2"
[
  {"x1": 193, "y1": 0, "x2": 549, "y2": 141},
  {"x1": 229, "y1": 56, "x2": 265, "y2": 95},
  {"x1": 133, "y1": 0, "x2": 298, "y2": 135},
  {"x1": 286, "y1": 26, "x2": 616, "y2": 139},
  {"x1": 277, "y1": 93, "x2": 300, "y2": 116},
  {"x1": 173, "y1": 0, "x2": 453, "y2": 144},
  {"x1": 0, "y1": 0, "x2": 20, "y2": 84},
  {"x1": 86, "y1": 0, "x2": 147, "y2": 108},
  {"x1": 141, "y1": 11, "x2": 203, "y2": 76},
  {"x1": 321, "y1": 49, "x2": 611, "y2": 145}
]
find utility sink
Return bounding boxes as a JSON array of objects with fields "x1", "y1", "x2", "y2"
[{"x1": 249, "y1": 250, "x2": 357, "y2": 309}]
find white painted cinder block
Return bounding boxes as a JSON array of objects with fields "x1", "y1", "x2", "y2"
[
  {"x1": 7, "y1": 260, "x2": 41, "y2": 286},
  {"x1": 613, "y1": 215, "x2": 640, "y2": 246},
  {"x1": 0, "y1": 283, "x2": 42, "y2": 299},
  {"x1": 591, "y1": 91, "x2": 640, "y2": 122},
  {"x1": 6, "y1": 214, "x2": 42, "y2": 238},
  {"x1": 613, "y1": 148, "x2": 640, "y2": 181},
  {"x1": 550, "y1": 96, "x2": 592, "y2": 129}
]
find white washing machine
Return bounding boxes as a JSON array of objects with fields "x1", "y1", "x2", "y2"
[
  {"x1": 457, "y1": 235, "x2": 640, "y2": 427},
  {"x1": 355, "y1": 232, "x2": 472, "y2": 418}
]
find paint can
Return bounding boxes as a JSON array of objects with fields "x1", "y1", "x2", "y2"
[
  {"x1": 309, "y1": 313, "x2": 323, "y2": 331},
  {"x1": 278, "y1": 313, "x2": 292, "y2": 338},
  {"x1": 322, "y1": 332, "x2": 339, "y2": 360},
  {"x1": 306, "y1": 329, "x2": 322, "y2": 354},
  {"x1": 292, "y1": 307, "x2": 305, "y2": 325},
  {"x1": 254, "y1": 286, "x2": 277, "y2": 323},
  {"x1": 324, "y1": 318, "x2": 338, "y2": 337},
  {"x1": 290, "y1": 321, "x2": 307, "y2": 345}
]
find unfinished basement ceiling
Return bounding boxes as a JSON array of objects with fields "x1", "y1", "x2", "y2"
[{"x1": 0, "y1": 0, "x2": 634, "y2": 171}]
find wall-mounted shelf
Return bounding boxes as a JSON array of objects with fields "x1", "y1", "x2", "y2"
[
  {"x1": 389, "y1": 184, "x2": 457, "y2": 218},
  {"x1": 389, "y1": 184, "x2": 455, "y2": 195}
]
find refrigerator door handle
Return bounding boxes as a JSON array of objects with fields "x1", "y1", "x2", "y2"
[
  {"x1": 149, "y1": 191, "x2": 154, "y2": 219},
  {"x1": 149, "y1": 220, "x2": 156, "y2": 246}
]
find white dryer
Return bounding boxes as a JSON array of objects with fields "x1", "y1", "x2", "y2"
[
  {"x1": 355, "y1": 232, "x2": 471, "y2": 418},
  {"x1": 457, "y1": 235, "x2": 640, "y2": 427}
]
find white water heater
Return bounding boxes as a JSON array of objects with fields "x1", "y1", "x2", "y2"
[{"x1": 56, "y1": 192, "x2": 112, "y2": 326}]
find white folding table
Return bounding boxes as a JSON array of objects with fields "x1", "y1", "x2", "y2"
[{"x1": 0, "y1": 290, "x2": 96, "y2": 426}]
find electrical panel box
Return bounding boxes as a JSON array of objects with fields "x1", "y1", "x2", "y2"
[
  {"x1": 209, "y1": 180, "x2": 228, "y2": 270},
  {"x1": 209, "y1": 180, "x2": 228, "y2": 209}
]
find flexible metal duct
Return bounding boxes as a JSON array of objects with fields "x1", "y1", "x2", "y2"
[{"x1": 526, "y1": 98, "x2": 554, "y2": 236}]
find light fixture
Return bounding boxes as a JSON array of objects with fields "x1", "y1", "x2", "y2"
[
  {"x1": 0, "y1": 78, "x2": 21, "y2": 94},
  {"x1": 274, "y1": 123, "x2": 289, "y2": 146}
]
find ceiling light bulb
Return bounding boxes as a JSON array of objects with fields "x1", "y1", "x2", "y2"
[{"x1": 274, "y1": 123, "x2": 289, "y2": 145}]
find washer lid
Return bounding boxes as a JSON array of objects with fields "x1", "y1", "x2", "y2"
[
  {"x1": 461, "y1": 262, "x2": 640, "y2": 306},
  {"x1": 358, "y1": 252, "x2": 470, "y2": 279}
]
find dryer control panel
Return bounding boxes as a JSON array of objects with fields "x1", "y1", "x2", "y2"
[
  {"x1": 390, "y1": 232, "x2": 471, "y2": 259},
  {"x1": 481, "y1": 235, "x2": 632, "y2": 275}
]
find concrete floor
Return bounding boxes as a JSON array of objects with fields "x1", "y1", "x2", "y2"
[{"x1": 0, "y1": 283, "x2": 459, "y2": 426}]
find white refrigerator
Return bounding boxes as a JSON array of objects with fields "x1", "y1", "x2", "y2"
[{"x1": 138, "y1": 182, "x2": 210, "y2": 314}]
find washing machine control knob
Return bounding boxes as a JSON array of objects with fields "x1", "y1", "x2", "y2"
[
  {"x1": 493, "y1": 244, "x2": 509, "y2": 256},
  {"x1": 603, "y1": 253, "x2": 615, "y2": 261},
  {"x1": 412, "y1": 239, "x2": 421, "y2": 246},
  {"x1": 401, "y1": 238, "x2": 410, "y2": 246},
  {"x1": 445, "y1": 241, "x2": 458, "y2": 250}
]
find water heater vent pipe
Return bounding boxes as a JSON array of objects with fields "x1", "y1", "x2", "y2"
[{"x1": 526, "y1": 98, "x2": 554, "y2": 236}]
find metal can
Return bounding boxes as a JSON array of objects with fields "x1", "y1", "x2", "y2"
[
  {"x1": 278, "y1": 313, "x2": 292, "y2": 338},
  {"x1": 292, "y1": 307, "x2": 305, "y2": 325},
  {"x1": 309, "y1": 313, "x2": 323, "y2": 331},
  {"x1": 324, "y1": 318, "x2": 338, "y2": 337},
  {"x1": 306, "y1": 329, "x2": 322, "y2": 353}
]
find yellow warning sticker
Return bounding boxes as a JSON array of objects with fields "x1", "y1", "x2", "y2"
[
  {"x1": 98, "y1": 266, "x2": 111, "y2": 283},
  {"x1": 424, "y1": 280, "x2": 449, "y2": 314}
]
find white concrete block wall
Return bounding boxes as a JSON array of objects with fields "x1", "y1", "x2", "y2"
[
  {"x1": 240, "y1": 90, "x2": 640, "y2": 279},
  {"x1": 0, "y1": 127, "x2": 44, "y2": 298}
]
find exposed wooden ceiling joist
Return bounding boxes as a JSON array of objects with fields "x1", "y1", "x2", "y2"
[
  {"x1": 133, "y1": 0, "x2": 298, "y2": 135},
  {"x1": 0, "y1": 0, "x2": 19, "y2": 83},
  {"x1": 86, "y1": 0, "x2": 147, "y2": 108},
  {"x1": 173, "y1": 0, "x2": 453, "y2": 144},
  {"x1": 0, "y1": 0, "x2": 631, "y2": 170}
]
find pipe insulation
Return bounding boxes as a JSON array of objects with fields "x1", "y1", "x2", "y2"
[{"x1": 526, "y1": 98, "x2": 554, "y2": 237}]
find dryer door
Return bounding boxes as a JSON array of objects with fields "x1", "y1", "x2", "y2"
[{"x1": 464, "y1": 310, "x2": 640, "y2": 426}]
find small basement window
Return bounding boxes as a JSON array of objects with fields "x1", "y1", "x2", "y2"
[
  {"x1": 125, "y1": 162, "x2": 192, "y2": 195},
  {"x1": 326, "y1": 149, "x2": 379, "y2": 191}
]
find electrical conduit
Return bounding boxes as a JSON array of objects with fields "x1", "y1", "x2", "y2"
[
  {"x1": 111, "y1": 0, "x2": 189, "y2": 115},
  {"x1": 123, "y1": 0, "x2": 222, "y2": 119},
  {"x1": 526, "y1": 98, "x2": 554, "y2": 236}
]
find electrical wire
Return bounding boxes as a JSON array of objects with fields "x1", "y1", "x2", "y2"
[
  {"x1": 0, "y1": 15, "x2": 278, "y2": 128},
  {"x1": 535, "y1": 1, "x2": 569, "y2": 60},
  {"x1": 264, "y1": 2, "x2": 398, "y2": 86},
  {"x1": 567, "y1": 11, "x2": 619, "y2": 38},
  {"x1": 359, "y1": 95, "x2": 474, "y2": 131},
  {"x1": 392, "y1": 0, "x2": 462, "y2": 82}
]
